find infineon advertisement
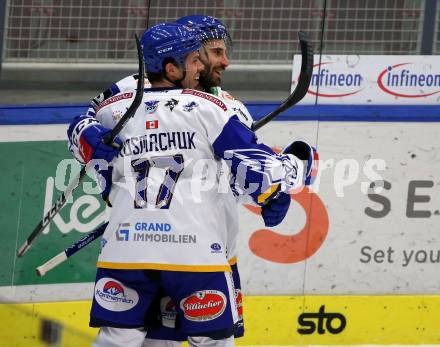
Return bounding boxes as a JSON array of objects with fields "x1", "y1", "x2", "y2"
[{"x1": 291, "y1": 55, "x2": 440, "y2": 104}]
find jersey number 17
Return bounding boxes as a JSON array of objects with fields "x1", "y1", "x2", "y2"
[{"x1": 131, "y1": 154, "x2": 184, "y2": 209}]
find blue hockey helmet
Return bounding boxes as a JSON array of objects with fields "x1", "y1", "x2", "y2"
[
  {"x1": 141, "y1": 22, "x2": 201, "y2": 73},
  {"x1": 175, "y1": 15, "x2": 233, "y2": 49}
]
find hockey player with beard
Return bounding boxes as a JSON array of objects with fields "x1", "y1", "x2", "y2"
[{"x1": 67, "y1": 21, "x2": 314, "y2": 347}]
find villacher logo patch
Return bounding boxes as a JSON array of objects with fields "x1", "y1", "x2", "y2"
[{"x1": 180, "y1": 290, "x2": 227, "y2": 322}]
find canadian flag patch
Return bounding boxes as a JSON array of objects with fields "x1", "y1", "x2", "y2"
[{"x1": 146, "y1": 120, "x2": 159, "y2": 129}]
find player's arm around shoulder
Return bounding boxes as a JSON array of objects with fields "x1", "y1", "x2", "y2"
[
  {"x1": 203, "y1": 99, "x2": 305, "y2": 205},
  {"x1": 68, "y1": 74, "x2": 140, "y2": 164},
  {"x1": 94, "y1": 91, "x2": 137, "y2": 128},
  {"x1": 88, "y1": 74, "x2": 151, "y2": 117},
  {"x1": 67, "y1": 91, "x2": 135, "y2": 165}
]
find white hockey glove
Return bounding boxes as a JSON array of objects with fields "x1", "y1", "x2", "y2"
[{"x1": 282, "y1": 140, "x2": 319, "y2": 186}]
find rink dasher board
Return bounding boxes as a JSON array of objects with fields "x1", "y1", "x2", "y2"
[{"x1": 1, "y1": 121, "x2": 440, "y2": 295}]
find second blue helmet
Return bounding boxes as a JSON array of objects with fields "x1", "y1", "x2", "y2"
[{"x1": 176, "y1": 15, "x2": 232, "y2": 48}]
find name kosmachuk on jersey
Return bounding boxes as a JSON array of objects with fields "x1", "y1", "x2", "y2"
[{"x1": 119, "y1": 131, "x2": 196, "y2": 157}]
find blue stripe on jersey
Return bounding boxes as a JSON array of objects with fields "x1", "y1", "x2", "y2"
[
  {"x1": 89, "y1": 82, "x2": 122, "y2": 113},
  {"x1": 110, "y1": 83, "x2": 121, "y2": 95},
  {"x1": 86, "y1": 109, "x2": 96, "y2": 117},
  {"x1": 212, "y1": 115, "x2": 281, "y2": 202}
]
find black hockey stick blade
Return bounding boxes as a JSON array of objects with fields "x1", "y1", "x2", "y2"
[
  {"x1": 251, "y1": 31, "x2": 314, "y2": 131},
  {"x1": 17, "y1": 34, "x2": 145, "y2": 258}
]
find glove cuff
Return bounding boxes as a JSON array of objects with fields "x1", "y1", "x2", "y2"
[{"x1": 79, "y1": 136, "x2": 94, "y2": 163}]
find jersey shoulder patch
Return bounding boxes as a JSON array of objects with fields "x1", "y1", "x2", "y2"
[{"x1": 181, "y1": 89, "x2": 227, "y2": 111}]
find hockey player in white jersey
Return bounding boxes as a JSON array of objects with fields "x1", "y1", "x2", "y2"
[{"x1": 67, "y1": 22, "x2": 315, "y2": 347}]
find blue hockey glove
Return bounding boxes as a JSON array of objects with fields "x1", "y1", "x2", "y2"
[
  {"x1": 79, "y1": 124, "x2": 122, "y2": 164},
  {"x1": 282, "y1": 140, "x2": 319, "y2": 186},
  {"x1": 261, "y1": 192, "x2": 291, "y2": 227}
]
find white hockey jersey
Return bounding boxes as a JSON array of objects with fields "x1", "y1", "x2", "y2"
[
  {"x1": 96, "y1": 89, "x2": 234, "y2": 271},
  {"x1": 73, "y1": 75, "x2": 254, "y2": 264},
  {"x1": 69, "y1": 87, "x2": 303, "y2": 272}
]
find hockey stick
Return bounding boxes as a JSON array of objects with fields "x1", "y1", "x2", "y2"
[
  {"x1": 251, "y1": 31, "x2": 313, "y2": 131},
  {"x1": 36, "y1": 222, "x2": 108, "y2": 276},
  {"x1": 17, "y1": 34, "x2": 145, "y2": 258},
  {"x1": 35, "y1": 31, "x2": 314, "y2": 276}
]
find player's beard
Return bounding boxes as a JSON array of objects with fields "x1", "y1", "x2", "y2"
[{"x1": 199, "y1": 61, "x2": 222, "y2": 91}]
